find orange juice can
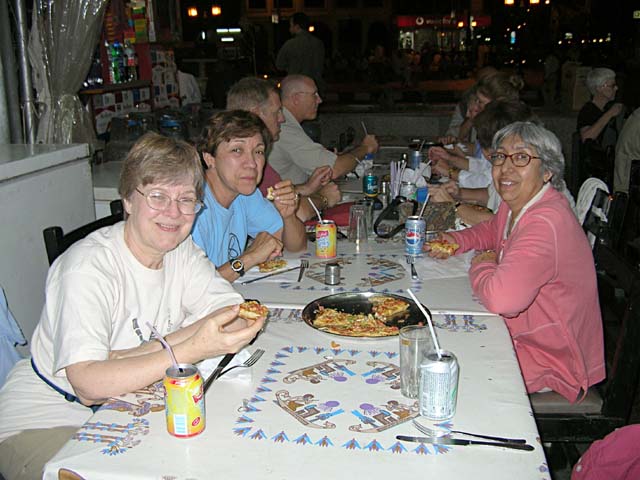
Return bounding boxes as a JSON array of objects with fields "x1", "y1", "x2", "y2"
[
  {"x1": 163, "y1": 364, "x2": 205, "y2": 437},
  {"x1": 315, "y1": 220, "x2": 337, "y2": 258}
]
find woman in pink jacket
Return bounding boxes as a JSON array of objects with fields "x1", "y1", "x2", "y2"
[{"x1": 427, "y1": 122, "x2": 605, "y2": 403}]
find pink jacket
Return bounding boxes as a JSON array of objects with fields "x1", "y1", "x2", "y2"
[{"x1": 451, "y1": 187, "x2": 605, "y2": 402}]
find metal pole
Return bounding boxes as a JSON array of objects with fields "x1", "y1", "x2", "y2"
[
  {"x1": 13, "y1": 0, "x2": 36, "y2": 143},
  {"x1": 0, "y1": 0, "x2": 23, "y2": 143}
]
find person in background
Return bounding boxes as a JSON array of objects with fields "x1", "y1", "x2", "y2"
[
  {"x1": 441, "y1": 66, "x2": 498, "y2": 144},
  {"x1": 226, "y1": 77, "x2": 340, "y2": 221},
  {"x1": 0, "y1": 133, "x2": 264, "y2": 480},
  {"x1": 268, "y1": 74, "x2": 378, "y2": 185},
  {"x1": 431, "y1": 100, "x2": 535, "y2": 188},
  {"x1": 614, "y1": 105, "x2": 640, "y2": 193},
  {"x1": 276, "y1": 12, "x2": 325, "y2": 94},
  {"x1": 578, "y1": 68, "x2": 624, "y2": 146},
  {"x1": 427, "y1": 122, "x2": 604, "y2": 402},
  {"x1": 193, "y1": 110, "x2": 306, "y2": 283}
]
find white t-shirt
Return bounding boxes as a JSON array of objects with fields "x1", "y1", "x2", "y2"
[{"x1": 0, "y1": 222, "x2": 242, "y2": 442}]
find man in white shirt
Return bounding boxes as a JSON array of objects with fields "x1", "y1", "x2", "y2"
[{"x1": 268, "y1": 74, "x2": 379, "y2": 185}]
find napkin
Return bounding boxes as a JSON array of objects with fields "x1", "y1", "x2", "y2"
[
  {"x1": 409, "y1": 250, "x2": 474, "y2": 281},
  {"x1": 354, "y1": 158, "x2": 374, "y2": 177},
  {"x1": 241, "y1": 258, "x2": 301, "y2": 283},
  {"x1": 401, "y1": 165, "x2": 429, "y2": 186},
  {"x1": 197, "y1": 348, "x2": 252, "y2": 383}
]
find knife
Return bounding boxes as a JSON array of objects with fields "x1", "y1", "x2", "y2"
[
  {"x1": 203, "y1": 312, "x2": 262, "y2": 394},
  {"x1": 240, "y1": 265, "x2": 301, "y2": 285},
  {"x1": 396, "y1": 435, "x2": 534, "y2": 451}
]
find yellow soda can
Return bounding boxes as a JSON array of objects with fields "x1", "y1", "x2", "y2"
[
  {"x1": 163, "y1": 364, "x2": 205, "y2": 437},
  {"x1": 315, "y1": 220, "x2": 337, "y2": 258}
]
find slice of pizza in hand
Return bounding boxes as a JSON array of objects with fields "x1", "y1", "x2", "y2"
[
  {"x1": 258, "y1": 258, "x2": 288, "y2": 273},
  {"x1": 238, "y1": 301, "x2": 269, "y2": 320},
  {"x1": 429, "y1": 240, "x2": 460, "y2": 256},
  {"x1": 266, "y1": 187, "x2": 275, "y2": 201}
]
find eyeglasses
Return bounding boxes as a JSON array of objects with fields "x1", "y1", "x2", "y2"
[
  {"x1": 490, "y1": 152, "x2": 540, "y2": 167},
  {"x1": 296, "y1": 91, "x2": 320, "y2": 99},
  {"x1": 136, "y1": 188, "x2": 204, "y2": 215},
  {"x1": 602, "y1": 83, "x2": 617, "y2": 89}
]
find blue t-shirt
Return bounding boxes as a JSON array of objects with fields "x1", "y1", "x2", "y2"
[{"x1": 191, "y1": 185, "x2": 283, "y2": 267}]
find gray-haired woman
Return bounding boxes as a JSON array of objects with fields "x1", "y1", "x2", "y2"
[
  {"x1": 427, "y1": 122, "x2": 605, "y2": 404},
  {"x1": 0, "y1": 132, "x2": 264, "y2": 479},
  {"x1": 578, "y1": 67, "x2": 624, "y2": 144}
]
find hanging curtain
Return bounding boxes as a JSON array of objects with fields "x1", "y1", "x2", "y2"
[{"x1": 29, "y1": 0, "x2": 108, "y2": 144}]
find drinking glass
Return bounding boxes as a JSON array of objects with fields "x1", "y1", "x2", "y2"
[
  {"x1": 399, "y1": 325, "x2": 433, "y2": 398},
  {"x1": 348, "y1": 205, "x2": 368, "y2": 246}
]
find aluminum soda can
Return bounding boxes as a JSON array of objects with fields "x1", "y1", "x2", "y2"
[
  {"x1": 164, "y1": 364, "x2": 205, "y2": 437},
  {"x1": 418, "y1": 350, "x2": 459, "y2": 421},
  {"x1": 405, "y1": 215, "x2": 426, "y2": 256},
  {"x1": 315, "y1": 220, "x2": 337, "y2": 258},
  {"x1": 363, "y1": 172, "x2": 379, "y2": 197}
]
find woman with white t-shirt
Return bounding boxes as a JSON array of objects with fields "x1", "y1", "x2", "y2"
[{"x1": 0, "y1": 133, "x2": 264, "y2": 480}]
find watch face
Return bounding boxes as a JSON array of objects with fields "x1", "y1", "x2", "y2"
[{"x1": 231, "y1": 259, "x2": 244, "y2": 273}]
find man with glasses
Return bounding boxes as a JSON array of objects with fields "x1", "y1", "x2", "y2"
[
  {"x1": 226, "y1": 76, "x2": 341, "y2": 221},
  {"x1": 269, "y1": 74, "x2": 379, "y2": 185}
]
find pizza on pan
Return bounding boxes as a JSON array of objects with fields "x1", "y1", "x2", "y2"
[
  {"x1": 313, "y1": 306, "x2": 399, "y2": 337},
  {"x1": 258, "y1": 258, "x2": 288, "y2": 273},
  {"x1": 428, "y1": 240, "x2": 460, "y2": 256},
  {"x1": 238, "y1": 301, "x2": 269, "y2": 320}
]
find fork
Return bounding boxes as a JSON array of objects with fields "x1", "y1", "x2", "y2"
[
  {"x1": 297, "y1": 259, "x2": 309, "y2": 282},
  {"x1": 406, "y1": 255, "x2": 419, "y2": 280},
  {"x1": 412, "y1": 419, "x2": 526, "y2": 444},
  {"x1": 217, "y1": 348, "x2": 265, "y2": 379}
]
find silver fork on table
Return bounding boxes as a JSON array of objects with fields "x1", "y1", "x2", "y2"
[
  {"x1": 217, "y1": 349, "x2": 265, "y2": 379},
  {"x1": 406, "y1": 255, "x2": 419, "y2": 280},
  {"x1": 412, "y1": 419, "x2": 527, "y2": 444},
  {"x1": 297, "y1": 259, "x2": 309, "y2": 282}
]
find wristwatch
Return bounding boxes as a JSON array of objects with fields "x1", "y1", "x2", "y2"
[{"x1": 230, "y1": 258, "x2": 245, "y2": 277}]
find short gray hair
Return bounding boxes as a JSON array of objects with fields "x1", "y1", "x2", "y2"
[
  {"x1": 585, "y1": 68, "x2": 615, "y2": 96},
  {"x1": 492, "y1": 122, "x2": 566, "y2": 191},
  {"x1": 226, "y1": 77, "x2": 278, "y2": 111}
]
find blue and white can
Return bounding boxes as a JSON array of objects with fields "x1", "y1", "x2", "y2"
[
  {"x1": 419, "y1": 350, "x2": 459, "y2": 421},
  {"x1": 405, "y1": 215, "x2": 426, "y2": 256}
]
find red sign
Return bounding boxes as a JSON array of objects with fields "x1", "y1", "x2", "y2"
[{"x1": 396, "y1": 15, "x2": 491, "y2": 29}]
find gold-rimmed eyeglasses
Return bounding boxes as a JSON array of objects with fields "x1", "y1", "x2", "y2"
[
  {"x1": 136, "y1": 188, "x2": 204, "y2": 215},
  {"x1": 295, "y1": 91, "x2": 320, "y2": 98},
  {"x1": 490, "y1": 152, "x2": 541, "y2": 167}
]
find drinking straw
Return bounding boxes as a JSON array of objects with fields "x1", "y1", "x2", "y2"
[
  {"x1": 146, "y1": 322, "x2": 181, "y2": 372},
  {"x1": 418, "y1": 138, "x2": 426, "y2": 151},
  {"x1": 308, "y1": 197, "x2": 323, "y2": 222},
  {"x1": 361, "y1": 121, "x2": 368, "y2": 136},
  {"x1": 406, "y1": 288, "x2": 442, "y2": 359},
  {"x1": 418, "y1": 193, "x2": 430, "y2": 218}
]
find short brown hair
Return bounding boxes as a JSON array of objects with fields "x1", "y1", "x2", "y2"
[
  {"x1": 476, "y1": 72, "x2": 524, "y2": 103},
  {"x1": 119, "y1": 132, "x2": 204, "y2": 200},
  {"x1": 198, "y1": 110, "x2": 272, "y2": 160},
  {"x1": 474, "y1": 100, "x2": 536, "y2": 149},
  {"x1": 226, "y1": 77, "x2": 279, "y2": 111}
]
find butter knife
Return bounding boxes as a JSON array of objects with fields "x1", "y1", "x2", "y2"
[
  {"x1": 240, "y1": 265, "x2": 301, "y2": 285},
  {"x1": 396, "y1": 435, "x2": 534, "y2": 451},
  {"x1": 203, "y1": 353, "x2": 235, "y2": 394}
]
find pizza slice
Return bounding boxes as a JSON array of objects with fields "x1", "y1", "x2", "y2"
[
  {"x1": 266, "y1": 187, "x2": 275, "y2": 201},
  {"x1": 428, "y1": 240, "x2": 460, "y2": 256},
  {"x1": 238, "y1": 301, "x2": 269, "y2": 320},
  {"x1": 258, "y1": 258, "x2": 288, "y2": 273},
  {"x1": 370, "y1": 297, "x2": 410, "y2": 320}
]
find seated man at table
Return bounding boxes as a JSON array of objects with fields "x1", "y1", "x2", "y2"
[
  {"x1": 0, "y1": 133, "x2": 264, "y2": 480},
  {"x1": 427, "y1": 122, "x2": 604, "y2": 402},
  {"x1": 226, "y1": 76, "x2": 341, "y2": 221},
  {"x1": 193, "y1": 110, "x2": 307, "y2": 283},
  {"x1": 268, "y1": 74, "x2": 379, "y2": 184}
]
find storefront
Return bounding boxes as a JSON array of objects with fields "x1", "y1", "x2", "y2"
[{"x1": 395, "y1": 14, "x2": 491, "y2": 53}]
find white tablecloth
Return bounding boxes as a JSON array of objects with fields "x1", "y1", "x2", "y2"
[
  {"x1": 236, "y1": 238, "x2": 490, "y2": 316},
  {"x1": 45, "y1": 310, "x2": 550, "y2": 480}
]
